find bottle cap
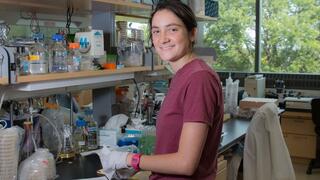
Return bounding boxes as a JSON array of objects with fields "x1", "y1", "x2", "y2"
[
  {"x1": 76, "y1": 119, "x2": 86, "y2": 127},
  {"x1": 69, "y1": 42, "x2": 80, "y2": 49},
  {"x1": 52, "y1": 34, "x2": 63, "y2": 41}
]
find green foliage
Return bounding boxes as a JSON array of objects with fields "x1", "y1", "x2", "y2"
[{"x1": 203, "y1": 0, "x2": 320, "y2": 73}]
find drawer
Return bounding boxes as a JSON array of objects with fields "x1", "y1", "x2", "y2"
[
  {"x1": 281, "y1": 117, "x2": 316, "y2": 135},
  {"x1": 281, "y1": 111, "x2": 312, "y2": 120},
  {"x1": 283, "y1": 133, "x2": 316, "y2": 159},
  {"x1": 216, "y1": 167, "x2": 227, "y2": 180}
]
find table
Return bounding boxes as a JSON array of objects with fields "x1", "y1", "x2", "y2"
[{"x1": 219, "y1": 118, "x2": 251, "y2": 154}]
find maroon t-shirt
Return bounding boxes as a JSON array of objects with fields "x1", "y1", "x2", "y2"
[{"x1": 150, "y1": 59, "x2": 224, "y2": 180}]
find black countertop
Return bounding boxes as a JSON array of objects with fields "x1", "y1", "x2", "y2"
[{"x1": 218, "y1": 118, "x2": 250, "y2": 154}]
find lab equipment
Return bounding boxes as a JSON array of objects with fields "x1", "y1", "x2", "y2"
[
  {"x1": 18, "y1": 148, "x2": 56, "y2": 180},
  {"x1": 20, "y1": 121, "x2": 35, "y2": 161},
  {"x1": 0, "y1": 126, "x2": 23, "y2": 180},
  {"x1": 225, "y1": 75, "x2": 239, "y2": 115},
  {"x1": 50, "y1": 34, "x2": 67, "y2": 72},
  {"x1": 59, "y1": 124, "x2": 75, "y2": 159},
  {"x1": 75, "y1": 29, "x2": 104, "y2": 58},
  {"x1": 85, "y1": 109, "x2": 98, "y2": 150},
  {"x1": 67, "y1": 42, "x2": 81, "y2": 72},
  {"x1": 73, "y1": 117, "x2": 87, "y2": 153},
  {"x1": 244, "y1": 74, "x2": 266, "y2": 98},
  {"x1": 28, "y1": 37, "x2": 48, "y2": 74}
]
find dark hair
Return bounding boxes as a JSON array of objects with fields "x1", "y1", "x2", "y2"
[{"x1": 149, "y1": 0, "x2": 197, "y2": 46}]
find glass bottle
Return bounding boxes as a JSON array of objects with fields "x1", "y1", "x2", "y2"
[
  {"x1": 50, "y1": 34, "x2": 67, "y2": 73},
  {"x1": 73, "y1": 117, "x2": 87, "y2": 154},
  {"x1": 28, "y1": 38, "x2": 48, "y2": 74},
  {"x1": 17, "y1": 46, "x2": 30, "y2": 75},
  {"x1": 84, "y1": 109, "x2": 98, "y2": 150},
  {"x1": 20, "y1": 121, "x2": 34, "y2": 161},
  {"x1": 67, "y1": 42, "x2": 81, "y2": 72}
]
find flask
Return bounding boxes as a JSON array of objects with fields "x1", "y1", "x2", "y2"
[
  {"x1": 28, "y1": 37, "x2": 48, "y2": 74},
  {"x1": 73, "y1": 117, "x2": 87, "y2": 154},
  {"x1": 50, "y1": 34, "x2": 67, "y2": 72},
  {"x1": 67, "y1": 42, "x2": 81, "y2": 72},
  {"x1": 58, "y1": 124, "x2": 75, "y2": 159},
  {"x1": 84, "y1": 109, "x2": 98, "y2": 150}
]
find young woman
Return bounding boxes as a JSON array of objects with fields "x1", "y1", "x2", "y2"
[{"x1": 98, "y1": 1, "x2": 224, "y2": 179}]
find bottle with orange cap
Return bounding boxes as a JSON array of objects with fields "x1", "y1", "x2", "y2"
[{"x1": 67, "y1": 42, "x2": 81, "y2": 72}]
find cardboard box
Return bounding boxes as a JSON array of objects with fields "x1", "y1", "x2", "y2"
[{"x1": 239, "y1": 97, "x2": 278, "y2": 109}]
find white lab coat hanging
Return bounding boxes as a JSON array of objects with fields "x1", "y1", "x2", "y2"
[{"x1": 244, "y1": 103, "x2": 295, "y2": 180}]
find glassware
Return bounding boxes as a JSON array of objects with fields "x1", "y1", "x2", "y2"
[
  {"x1": 58, "y1": 124, "x2": 75, "y2": 159},
  {"x1": 28, "y1": 38, "x2": 48, "y2": 74},
  {"x1": 73, "y1": 117, "x2": 87, "y2": 154},
  {"x1": 50, "y1": 34, "x2": 67, "y2": 73},
  {"x1": 20, "y1": 121, "x2": 34, "y2": 161},
  {"x1": 85, "y1": 109, "x2": 98, "y2": 150},
  {"x1": 67, "y1": 42, "x2": 81, "y2": 72}
]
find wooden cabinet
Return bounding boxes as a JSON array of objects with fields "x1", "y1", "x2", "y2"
[
  {"x1": 281, "y1": 111, "x2": 316, "y2": 159},
  {"x1": 216, "y1": 157, "x2": 227, "y2": 180}
]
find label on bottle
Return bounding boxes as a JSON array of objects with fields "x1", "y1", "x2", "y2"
[
  {"x1": 29, "y1": 55, "x2": 40, "y2": 61},
  {"x1": 78, "y1": 141, "x2": 85, "y2": 146}
]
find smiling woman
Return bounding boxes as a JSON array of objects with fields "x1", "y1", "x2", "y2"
[{"x1": 94, "y1": 1, "x2": 224, "y2": 180}]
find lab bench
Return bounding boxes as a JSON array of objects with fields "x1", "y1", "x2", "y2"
[{"x1": 55, "y1": 118, "x2": 250, "y2": 179}]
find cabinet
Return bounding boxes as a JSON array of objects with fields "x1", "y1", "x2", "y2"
[
  {"x1": 281, "y1": 111, "x2": 316, "y2": 159},
  {"x1": 216, "y1": 156, "x2": 227, "y2": 180}
]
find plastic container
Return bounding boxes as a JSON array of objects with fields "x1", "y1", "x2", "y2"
[
  {"x1": 73, "y1": 118, "x2": 87, "y2": 154},
  {"x1": 117, "y1": 129, "x2": 142, "y2": 148},
  {"x1": 67, "y1": 42, "x2": 81, "y2": 72},
  {"x1": 50, "y1": 34, "x2": 67, "y2": 72},
  {"x1": 28, "y1": 38, "x2": 48, "y2": 74}
]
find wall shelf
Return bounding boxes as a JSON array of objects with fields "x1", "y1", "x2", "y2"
[
  {"x1": 14, "y1": 66, "x2": 165, "y2": 91},
  {"x1": 0, "y1": 0, "x2": 91, "y2": 16}
]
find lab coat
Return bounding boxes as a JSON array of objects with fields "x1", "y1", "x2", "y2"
[{"x1": 244, "y1": 103, "x2": 295, "y2": 180}]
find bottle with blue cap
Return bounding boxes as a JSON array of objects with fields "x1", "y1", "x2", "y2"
[
  {"x1": 73, "y1": 117, "x2": 87, "y2": 154},
  {"x1": 50, "y1": 34, "x2": 67, "y2": 72}
]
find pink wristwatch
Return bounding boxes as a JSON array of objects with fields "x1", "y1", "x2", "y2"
[{"x1": 131, "y1": 153, "x2": 142, "y2": 171}]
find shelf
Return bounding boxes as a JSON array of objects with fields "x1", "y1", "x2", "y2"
[
  {"x1": 15, "y1": 66, "x2": 164, "y2": 91},
  {"x1": 195, "y1": 14, "x2": 218, "y2": 21},
  {"x1": 93, "y1": 0, "x2": 151, "y2": 10},
  {"x1": 0, "y1": 0, "x2": 91, "y2": 16},
  {"x1": 92, "y1": 0, "x2": 152, "y2": 18}
]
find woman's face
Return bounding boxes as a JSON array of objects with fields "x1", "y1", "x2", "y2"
[{"x1": 151, "y1": 9, "x2": 195, "y2": 62}]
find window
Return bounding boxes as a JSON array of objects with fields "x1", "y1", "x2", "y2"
[
  {"x1": 201, "y1": 0, "x2": 320, "y2": 74},
  {"x1": 202, "y1": 0, "x2": 256, "y2": 72},
  {"x1": 261, "y1": 0, "x2": 320, "y2": 73}
]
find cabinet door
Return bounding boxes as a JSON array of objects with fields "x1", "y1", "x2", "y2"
[{"x1": 283, "y1": 133, "x2": 316, "y2": 159}]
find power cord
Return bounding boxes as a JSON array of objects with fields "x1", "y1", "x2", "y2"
[
  {"x1": 66, "y1": 0, "x2": 74, "y2": 35},
  {"x1": 132, "y1": 78, "x2": 140, "y2": 117}
]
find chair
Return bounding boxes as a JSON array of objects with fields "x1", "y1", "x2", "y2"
[
  {"x1": 243, "y1": 103, "x2": 295, "y2": 180},
  {"x1": 306, "y1": 98, "x2": 320, "y2": 174}
]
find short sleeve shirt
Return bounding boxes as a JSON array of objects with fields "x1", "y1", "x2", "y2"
[{"x1": 150, "y1": 59, "x2": 224, "y2": 180}]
